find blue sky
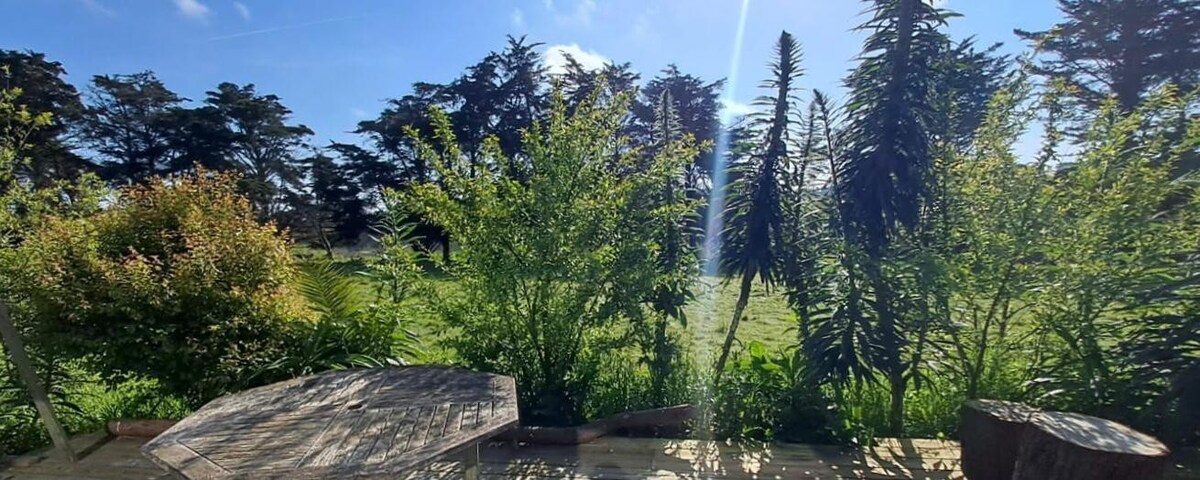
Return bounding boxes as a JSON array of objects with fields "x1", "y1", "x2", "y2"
[{"x1": 4, "y1": 0, "x2": 1064, "y2": 147}]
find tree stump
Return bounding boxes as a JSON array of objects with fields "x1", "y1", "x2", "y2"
[
  {"x1": 960, "y1": 399, "x2": 1037, "y2": 480},
  {"x1": 1012, "y1": 411, "x2": 1170, "y2": 480}
]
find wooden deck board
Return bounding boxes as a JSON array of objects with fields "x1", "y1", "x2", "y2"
[
  {"x1": 4, "y1": 434, "x2": 1198, "y2": 479},
  {"x1": 143, "y1": 367, "x2": 519, "y2": 479}
]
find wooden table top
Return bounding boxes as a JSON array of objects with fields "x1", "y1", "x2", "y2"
[{"x1": 141, "y1": 366, "x2": 518, "y2": 479}]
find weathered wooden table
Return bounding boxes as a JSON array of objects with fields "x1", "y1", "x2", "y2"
[{"x1": 142, "y1": 366, "x2": 518, "y2": 479}]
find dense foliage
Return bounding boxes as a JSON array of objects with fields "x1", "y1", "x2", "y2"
[
  {"x1": 2, "y1": 0, "x2": 1199, "y2": 457},
  {"x1": 1016, "y1": 0, "x2": 1200, "y2": 112},
  {"x1": 8, "y1": 171, "x2": 302, "y2": 404},
  {"x1": 394, "y1": 92, "x2": 700, "y2": 425}
]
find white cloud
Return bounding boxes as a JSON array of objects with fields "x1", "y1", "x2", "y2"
[
  {"x1": 510, "y1": 8, "x2": 525, "y2": 31},
  {"x1": 543, "y1": 44, "x2": 608, "y2": 75},
  {"x1": 233, "y1": 1, "x2": 251, "y2": 21},
  {"x1": 79, "y1": 0, "x2": 116, "y2": 17},
  {"x1": 174, "y1": 0, "x2": 211, "y2": 21},
  {"x1": 351, "y1": 108, "x2": 369, "y2": 119},
  {"x1": 720, "y1": 99, "x2": 755, "y2": 123}
]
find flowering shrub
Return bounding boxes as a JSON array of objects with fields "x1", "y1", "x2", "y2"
[{"x1": 10, "y1": 171, "x2": 303, "y2": 404}]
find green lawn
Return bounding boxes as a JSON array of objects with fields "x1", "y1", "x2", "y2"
[
  {"x1": 681, "y1": 277, "x2": 798, "y2": 355},
  {"x1": 310, "y1": 249, "x2": 798, "y2": 359}
]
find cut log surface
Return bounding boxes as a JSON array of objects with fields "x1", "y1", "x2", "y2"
[
  {"x1": 959, "y1": 399, "x2": 1036, "y2": 480},
  {"x1": 1013, "y1": 411, "x2": 1171, "y2": 480}
]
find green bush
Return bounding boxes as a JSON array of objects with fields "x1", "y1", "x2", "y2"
[
  {"x1": 258, "y1": 260, "x2": 423, "y2": 380},
  {"x1": 712, "y1": 341, "x2": 849, "y2": 443},
  {"x1": 395, "y1": 93, "x2": 697, "y2": 426},
  {"x1": 0, "y1": 361, "x2": 189, "y2": 455},
  {"x1": 9, "y1": 170, "x2": 303, "y2": 405},
  {"x1": 0, "y1": 356, "x2": 83, "y2": 455},
  {"x1": 584, "y1": 346, "x2": 697, "y2": 422}
]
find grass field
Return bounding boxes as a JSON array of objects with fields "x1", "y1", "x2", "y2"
[
  {"x1": 682, "y1": 278, "x2": 798, "y2": 354},
  {"x1": 307, "y1": 248, "x2": 799, "y2": 360}
]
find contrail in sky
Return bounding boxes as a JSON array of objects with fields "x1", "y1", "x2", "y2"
[{"x1": 203, "y1": 15, "x2": 361, "y2": 42}]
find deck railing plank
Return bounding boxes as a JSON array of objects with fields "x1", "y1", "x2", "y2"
[{"x1": 6, "y1": 434, "x2": 1199, "y2": 479}]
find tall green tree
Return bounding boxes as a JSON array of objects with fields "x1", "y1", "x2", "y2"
[
  {"x1": 714, "y1": 31, "x2": 803, "y2": 378},
  {"x1": 634, "y1": 65, "x2": 724, "y2": 190},
  {"x1": 0, "y1": 51, "x2": 89, "y2": 187},
  {"x1": 928, "y1": 39, "x2": 1010, "y2": 151},
  {"x1": 360, "y1": 37, "x2": 549, "y2": 259},
  {"x1": 290, "y1": 150, "x2": 370, "y2": 254},
  {"x1": 355, "y1": 88, "x2": 450, "y2": 260},
  {"x1": 324, "y1": 142, "x2": 390, "y2": 204},
  {"x1": 163, "y1": 104, "x2": 234, "y2": 174},
  {"x1": 837, "y1": 0, "x2": 947, "y2": 435},
  {"x1": 1016, "y1": 0, "x2": 1200, "y2": 112},
  {"x1": 355, "y1": 83, "x2": 443, "y2": 189},
  {"x1": 489, "y1": 36, "x2": 548, "y2": 163},
  {"x1": 558, "y1": 57, "x2": 643, "y2": 171},
  {"x1": 442, "y1": 36, "x2": 547, "y2": 176},
  {"x1": 204, "y1": 82, "x2": 313, "y2": 219},
  {"x1": 558, "y1": 56, "x2": 640, "y2": 113},
  {"x1": 81, "y1": 72, "x2": 183, "y2": 183}
]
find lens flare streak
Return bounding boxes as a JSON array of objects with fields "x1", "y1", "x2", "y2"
[{"x1": 693, "y1": 0, "x2": 750, "y2": 433}]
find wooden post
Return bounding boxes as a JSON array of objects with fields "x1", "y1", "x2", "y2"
[
  {"x1": 463, "y1": 442, "x2": 480, "y2": 480},
  {"x1": 1013, "y1": 411, "x2": 1170, "y2": 480},
  {"x1": 0, "y1": 302, "x2": 76, "y2": 462}
]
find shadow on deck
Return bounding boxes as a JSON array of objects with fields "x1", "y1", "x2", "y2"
[{"x1": 2, "y1": 433, "x2": 1198, "y2": 479}]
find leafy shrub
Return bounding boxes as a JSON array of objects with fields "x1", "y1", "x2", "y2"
[
  {"x1": 259, "y1": 260, "x2": 423, "y2": 379},
  {"x1": 367, "y1": 213, "x2": 429, "y2": 305},
  {"x1": 584, "y1": 347, "x2": 697, "y2": 423},
  {"x1": 0, "y1": 355, "x2": 84, "y2": 455},
  {"x1": 1003, "y1": 90, "x2": 1200, "y2": 432},
  {"x1": 395, "y1": 93, "x2": 696, "y2": 426},
  {"x1": 0, "y1": 356, "x2": 190, "y2": 455},
  {"x1": 713, "y1": 341, "x2": 849, "y2": 443},
  {"x1": 69, "y1": 375, "x2": 189, "y2": 425},
  {"x1": 9, "y1": 170, "x2": 302, "y2": 405}
]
